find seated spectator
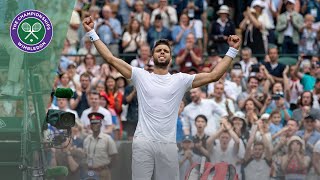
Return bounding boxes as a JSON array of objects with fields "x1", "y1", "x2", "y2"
[
  {"x1": 132, "y1": 0, "x2": 150, "y2": 37},
  {"x1": 207, "y1": 72, "x2": 238, "y2": 102},
  {"x1": 172, "y1": 13, "x2": 195, "y2": 56},
  {"x1": 150, "y1": 0, "x2": 178, "y2": 29},
  {"x1": 118, "y1": 0, "x2": 133, "y2": 26},
  {"x1": 301, "y1": 0, "x2": 320, "y2": 23},
  {"x1": 281, "y1": 136, "x2": 310, "y2": 180},
  {"x1": 243, "y1": 124, "x2": 272, "y2": 180},
  {"x1": 237, "y1": 76, "x2": 262, "y2": 110},
  {"x1": 115, "y1": 75, "x2": 127, "y2": 95},
  {"x1": 130, "y1": 44, "x2": 151, "y2": 68},
  {"x1": 175, "y1": 33, "x2": 202, "y2": 73},
  {"x1": 239, "y1": 6, "x2": 266, "y2": 57},
  {"x1": 230, "y1": 66, "x2": 245, "y2": 98},
  {"x1": 230, "y1": 111, "x2": 250, "y2": 147},
  {"x1": 276, "y1": 0, "x2": 304, "y2": 54},
  {"x1": 70, "y1": 73, "x2": 91, "y2": 117},
  {"x1": 292, "y1": 91, "x2": 320, "y2": 122},
  {"x1": 262, "y1": 47, "x2": 286, "y2": 82},
  {"x1": 192, "y1": 115, "x2": 210, "y2": 161},
  {"x1": 269, "y1": 110, "x2": 283, "y2": 137},
  {"x1": 239, "y1": 47, "x2": 257, "y2": 79},
  {"x1": 243, "y1": 98, "x2": 260, "y2": 128},
  {"x1": 210, "y1": 5, "x2": 235, "y2": 54},
  {"x1": 77, "y1": 53, "x2": 100, "y2": 78},
  {"x1": 78, "y1": 37, "x2": 98, "y2": 56},
  {"x1": 66, "y1": 63, "x2": 80, "y2": 89},
  {"x1": 299, "y1": 14, "x2": 319, "y2": 56},
  {"x1": 59, "y1": 39, "x2": 77, "y2": 73},
  {"x1": 147, "y1": 14, "x2": 172, "y2": 49},
  {"x1": 96, "y1": 5, "x2": 122, "y2": 57},
  {"x1": 178, "y1": 135, "x2": 201, "y2": 180}
]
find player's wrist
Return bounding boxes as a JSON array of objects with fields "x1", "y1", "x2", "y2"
[
  {"x1": 225, "y1": 47, "x2": 238, "y2": 59},
  {"x1": 87, "y1": 29, "x2": 99, "y2": 42}
]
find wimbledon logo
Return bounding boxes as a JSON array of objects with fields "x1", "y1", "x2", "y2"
[{"x1": 10, "y1": 10, "x2": 53, "y2": 53}]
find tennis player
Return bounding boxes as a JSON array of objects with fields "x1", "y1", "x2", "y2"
[{"x1": 82, "y1": 16, "x2": 241, "y2": 180}]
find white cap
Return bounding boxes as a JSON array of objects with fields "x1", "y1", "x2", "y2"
[
  {"x1": 287, "y1": 0, "x2": 296, "y2": 4},
  {"x1": 260, "y1": 113, "x2": 270, "y2": 120},
  {"x1": 251, "y1": 0, "x2": 265, "y2": 8},
  {"x1": 231, "y1": 111, "x2": 247, "y2": 124},
  {"x1": 217, "y1": 5, "x2": 230, "y2": 14}
]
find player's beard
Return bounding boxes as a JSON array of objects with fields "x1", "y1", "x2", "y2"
[{"x1": 153, "y1": 57, "x2": 170, "y2": 69}]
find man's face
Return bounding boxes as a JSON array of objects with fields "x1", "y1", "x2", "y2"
[
  {"x1": 190, "y1": 88, "x2": 201, "y2": 103},
  {"x1": 268, "y1": 48, "x2": 279, "y2": 63},
  {"x1": 140, "y1": 46, "x2": 150, "y2": 60},
  {"x1": 287, "y1": 120, "x2": 299, "y2": 136},
  {"x1": 253, "y1": 144, "x2": 264, "y2": 159},
  {"x1": 57, "y1": 98, "x2": 68, "y2": 109},
  {"x1": 153, "y1": 44, "x2": 171, "y2": 69},
  {"x1": 248, "y1": 78, "x2": 258, "y2": 90},
  {"x1": 186, "y1": 34, "x2": 195, "y2": 45},
  {"x1": 90, "y1": 122, "x2": 101, "y2": 132},
  {"x1": 90, "y1": 94, "x2": 100, "y2": 108},
  {"x1": 304, "y1": 118, "x2": 315, "y2": 131},
  {"x1": 102, "y1": 7, "x2": 111, "y2": 19},
  {"x1": 195, "y1": 117, "x2": 207, "y2": 131},
  {"x1": 219, "y1": 132, "x2": 231, "y2": 148},
  {"x1": 241, "y1": 50, "x2": 251, "y2": 61},
  {"x1": 182, "y1": 141, "x2": 193, "y2": 150},
  {"x1": 80, "y1": 76, "x2": 90, "y2": 90},
  {"x1": 301, "y1": 92, "x2": 312, "y2": 106},
  {"x1": 214, "y1": 83, "x2": 224, "y2": 97}
]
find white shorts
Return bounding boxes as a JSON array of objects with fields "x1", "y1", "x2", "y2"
[{"x1": 132, "y1": 136, "x2": 179, "y2": 180}]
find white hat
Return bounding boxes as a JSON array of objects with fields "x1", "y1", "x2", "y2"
[
  {"x1": 251, "y1": 0, "x2": 265, "y2": 8},
  {"x1": 287, "y1": 0, "x2": 296, "y2": 4},
  {"x1": 217, "y1": 5, "x2": 230, "y2": 14},
  {"x1": 231, "y1": 111, "x2": 247, "y2": 124},
  {"x1": 260, "y1": 113, "x2": 270, "y2": 120}
]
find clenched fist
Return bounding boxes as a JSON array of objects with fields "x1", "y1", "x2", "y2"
[
  {"x1": 82, "y1": 16, "x2": 95, "y2": 32},
  {"x1": 227, "y1": 35, "x2": 241, "y2": 50}
]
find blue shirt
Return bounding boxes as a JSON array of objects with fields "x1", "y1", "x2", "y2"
[
  {"x1": 296, "y1": 130, "x2": 320, "y2": 156},
  {"x1": 171, "y1": 25, "x2": 195, "y2": 55},
  {"x1": 147, "y1": 26, "x2": 172, "y2": 48},
  {"x1": 266, "y1": 108, "x2": 292, "y2": 126},
  {"x1": 301, "y1": 74, "x2": 316, "y2": 91},
  {"x1": 97, "y1": 18, "x2": 122, "y2": 45},
  {"x1": 176, "y1": 116, "x2": 184, "y2": 143},
  {"x1": 269, "y1": 123, "x2": 283, "y2": 136}
]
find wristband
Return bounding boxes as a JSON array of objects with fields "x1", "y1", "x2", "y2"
[
  {"x1": 87, "y1": 29, "x2": 99, "y2": 42},
  {"x1": 225, "y1": 47, "x2": 239, "y2": 59}
]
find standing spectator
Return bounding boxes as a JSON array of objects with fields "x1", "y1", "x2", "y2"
[
  {"x1": 81, "y1": 91, "x2": 113, "y2": 134},
  {"x1": 133, "y1": 0, "x2": 150, "y2": 37},
  {"x1": 269, "y1": 110, "x2": 283, "y2": 137},
  {"x1": 239, "y1": 7, "x2": 266, "y2": 57},
  {"x1": 175, "y1": 33, "x2": 202, "y2": 73},
  {"x1": 118, "y1": 0, "x2": 133, "y2": 26},
  {"x1": 294, "y1": 56, "x2": 317, "y2": 91},
  {"x1": 210, "y1": 5, "x2": 236, "y2": 54},
  {"x1": 263, "y1": 47, "x2": 286, "y2": 82},
  {"x1": 50, "y1": 138, "x2": 85, "y2": 180},
  {"x1": 296, "y1": 115, "x2": 320, "y2": 156},
  {"x1": 183, "y1": 87, "x2": 227, "y2": 136},
  {"x1": 299, "y1": 14, "x2": 319, "y2": 56},
  {"x1": 150, "y1": 0, "x2": 178, "y2": 29},
  {"x1": 100, "y1": 76, "x2": 123, "y2": 117},
  {"x1": 243, "y1": 124, "x2": 272, "y2": 180},
  {"x1": 77, "y1": 53, "x2": 100, "y2": 77},
  {"x1": 67, "y1": 63, "x2": 81, "y2": 91},
  {"x1": 70, "y1": 73, "x2": 91, "y2": 117},
  {"x1": 276, "y1": 0, "x2": 304, "y2": 54},
  {"x1": 172, "y1": 13, "x2": 195, "y2": 55},
  {"x1": 292, "y1": 91, "x2": 320, "y2": 122},
  {"x1": 96, "y1": 5, "x2": 122, "y2": 57},
  {"x1": 147, "y1": 14, "x2": 172, "y2": 48},
  {"x1": 239, "y1": 47, "x2": 256, "y2": 79},
  {"x1": 192, "y1": 115, "x2": 210, "y2": 160},
  {"x1": 209, "y1": 81, "x2": 236, "y2": 115},
  {"x1": 281, "y1": 136, "x2": 310, "y2": 180},
  {"x1": 67, "y1": 10, "x2": 81, "y2": 49},
  {"x1": 178, "y1": 135, "x2": 201, "y2": 180},
  {"x1": 83, "y1": 112, "x2": 118, "y2": 180},
  {"x1": 130, "y1": 44, "x2": 151, "y2": 68},
  {"x1": 237, "y1": 76, "x2": 261, "y2": 110}
]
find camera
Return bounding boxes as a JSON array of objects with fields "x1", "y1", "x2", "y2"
[{"x1": 272, "y1": 94, "x2": 281, "y2": 100}]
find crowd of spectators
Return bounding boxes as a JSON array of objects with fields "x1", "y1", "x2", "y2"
[{"x1": 41, "y1": 0, "x2": 320, "y2": 179}]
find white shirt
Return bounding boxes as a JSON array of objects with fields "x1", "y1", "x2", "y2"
[
  {"x1": 150, "y1": 6, "x2": 178, "y2": 29},
  {"x1": 284, "y1": 13, "x2": 294, "y2": 37},
  {"x1": 183, "y1": 99, "x2": 228, "y2": 136},
  {"x1": 240, "y1": 60, "x2": 254, "y2": 78},
  {"x1": 80, "y1": 106, "x2": 112, "y2": 130},
  {"x1": 244, "y1": 158, "x2": 271, "y2": 180},
  {"x1": 131, "y1": 67, "x2": 195, "y2": 143},
  {"x1": 49, "y1": 106, "x2": 79, "y2": 119},
  {"x1": 207, "y1": 80, "x2": 238, "y2": 101}
]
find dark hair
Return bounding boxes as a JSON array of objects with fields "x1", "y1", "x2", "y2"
[
  {"x1": 298, "y1": 91, "x2": 314, "y2": 107},
  {"x1": 84, "y1": 53, "x2": 96, "y2": 65},
  {"x1": 253, "y1": 141, "x2": 264, "y2": 147},
  {"x1": 80, "y1": 72, "x2": 91, "y2": 80},
  {"x1": 58, "y1": 73, "x2": 68, "y2": 80},
  {"x1": 195, "y1": 114, "x2": 208, "y2": 123},
  {"x1": 151, "y1": 39, "x2": 171, "y2": 55},
  {"x1": 104, "y1": 76, "x2": 118, "y2": 94},
  {"x1": 247, "y1": 76, "x2": 259, "y2": 83},
  {"x1": 89, "y1": 90, "x2": 100, "y2": 96}
]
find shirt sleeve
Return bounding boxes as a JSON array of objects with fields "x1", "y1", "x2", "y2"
[
  {"x1": 103, "y1": 110, "x2": 113, "y2": 126},
  {"x1": 80, "y1": 110, "x2": 89, "y2": 126},
  {"x1": 130, "y1": 67, "x2": 145, "y2": 86},
  {"x1": 107, "y1": 136, "x2": 118, "y2": 155},
  {"x1": 122, "y1": 32, "x2": 131, "y2": 42},
  {"x1": 179, "y1": 73, "x2": 196, "y2": 91}
]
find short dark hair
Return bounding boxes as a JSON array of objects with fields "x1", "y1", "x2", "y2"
[
  {"x1": 254, "y1": 141, "x2": 264, "y2": 147},
  {"x1": 195, "y1": 114, "x2": 208, "y2": 123},
  {"x1": 152, "y1": 39, "x2": 171, "y2": 55},
  {"x1": 248, "y1": 76, "x2": 258, "y2": 83},
  {"x1": 80, "y1": 72, "x2": 91, "y2": 79}
]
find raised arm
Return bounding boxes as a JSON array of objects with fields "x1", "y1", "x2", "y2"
[
  {"x1": 192, "y1": 35, "x2": 240, "y2": 88},
  {"x1": 82, "y1": 17, "x2": 132, "y2": 79}
]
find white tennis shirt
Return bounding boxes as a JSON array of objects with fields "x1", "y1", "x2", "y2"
[{"x1": 131, "y1": 67, "x2": 195, "y2": 143}]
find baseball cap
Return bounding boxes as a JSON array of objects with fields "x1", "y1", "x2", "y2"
[
  {"x1": 182, "y1": 135, "x2": 193, "y2": 143},
  {"x1": 88, "y1": 112, "x2": 104, "y2": 124}
]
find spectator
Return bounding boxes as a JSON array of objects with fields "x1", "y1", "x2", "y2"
[
  {"x1": 313, "y1": 140, "x2": 320, "y2": 178},
  {"x1": 66, "y1": 63, "x2": 81, "y2": 92},
  {"x1": 121, "y1": 19, "x2": 146, "y2": 62},
  {"x1": 183, "y1": 87, "x2": 227, "y2": 136},
  {"x1": 243, "y1": 98, "x2": 260, "y2": 128},
  {"x1": 172, "y1": 13, "x2": 195, "y2": 55},
  {"x1": 192, "y1": 115, "x2": 210, "y2": 160},
  {"x1": 130, "y1": 44, "x2": 151, "y2": 68},
  {"x1": 59, "y1": 39, "x2": 77, "y2": 73},
  {"x1": 294, "y1": 56, "x2": 317, "y2": 91},
  {"x1": 150, "y1": 0, "x2": 178, "y2": 29},
  {"x1": 243, "y1": 124, "x2": 272, "y2": 180},
  {"x1": 206, "y1": 118, "x2": 245, "y2": 178},
  {"x1": 92, "y1": 63, "x2": 111, "y2": 87},
  {"x1": 54, "y1": 98, "x2": 79, "y2": 120},
  {"x1": 118, "y1": 0, "x2": 133, "y2": 26},
  {"x1": 70, "y1": 123, "x2": 85, "y2": 148},
  {"x1": 207, "y1": 72, "x2": 238, "y2": 102},
  {"x1": 96, "y1": 5, "x2": 122, "y2": 57},
  {"x1": 77, "y1": 53, "x2": 100, "y2": 77},
  {"x1": 210, "y1": 5, "x2": 236, "y2": 54},
  {"x1": 263, "y1": 47, "x2": 286, "y2": 82},
  {"x1": 115, "y1": 75, "x2": 127, "y2": 95},
  {"x1": 276, "y1": 0, "x2": 304, "y2": 54},
  {"x1": 239, "y1": 6, "x2": 266, "y2": 57},
  {"x1": 178, "y1": 135, "x2": 201, "y2": 180},
  {"x1": 230, "y1": 111, "x2": 250, "y2": 147},
  {"x1": 292, "y1": 91, "x2": 320, "y2": 122},
  {"x1": 122, "y1": 84, "x2": 138, "y2": 140},
  {"x1": 147, "y1": 14, "x2": 172, "y2": 49},
  {"x1": 269, "y1": 110, "x2": 283, "y2": 137},
  {"x1": 81, "y1": 91, "x2": 113, "y2": 134},
  {"x1": 281, "y1": 135, "x2": 310, "y2": 180},
  {"x1": 230, "y1": 66, "x2": 245, "y2": 97},
  {"x1": 288, "y1": 65, "x2": 304, "y2": 109},
  {"x1": 83, "y1": 112, "x2": 118, "y2": 180},
  {"x1": 70, "y1": 73, "x2": 91, "y2": 117},
  {"x1": 301, "y1": 0, "x2": 320, "y2": 23},
  {"x1": 296, "y1": 115, "x2": 320, "y2": 156},
  {"x1": 175, "y1": 33, "x2": 202, "y2": 73},
  {"x1": 299, "y1": 14, "x2": 319, "y2": 56},
  {"x1": 239, "y1": 47, "x2": 256, "y2": 79},
  {"x1": 313, "y1": 79, "x2": 320, "y2": 109},
  {"x1": 50, "y1": 137, "x2": 85, "y2": 180},
  {"x1": 237, "y1": 76, "x2": 261, "y2": 110},
  {"x1": 78, "y1": 37, "x2": 98, "y2": 56},
  {"x1": 100, "y1": 76, "x2": 123, "y2": 117},
  {"x1": 133, "y1": 0, "x2": 150, "y2": 36},
  {"x1": 67, "y1": 10, "x2": 81, "y2": 49}
]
